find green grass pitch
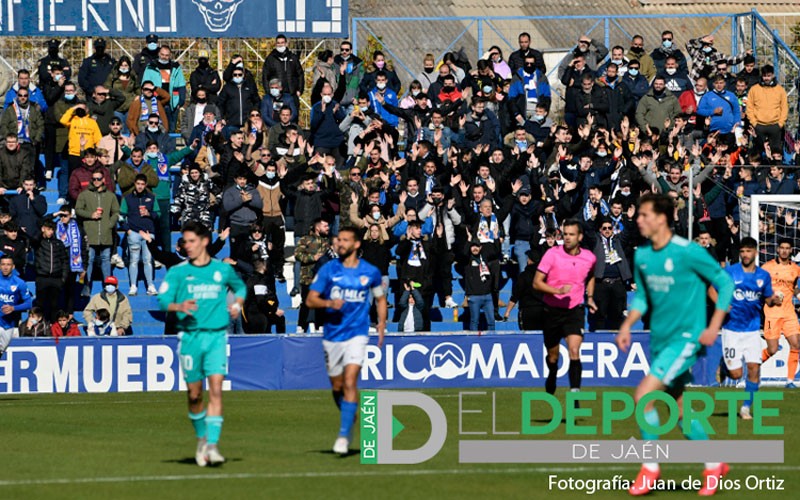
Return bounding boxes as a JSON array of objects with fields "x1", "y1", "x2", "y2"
[{"x1": 1, "y1": 388, "x2": 796, "y2": 499}]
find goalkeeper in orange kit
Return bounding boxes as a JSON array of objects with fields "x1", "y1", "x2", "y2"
[{"x1": 761, "y1": 239, "x2": 800, "y2": 387}]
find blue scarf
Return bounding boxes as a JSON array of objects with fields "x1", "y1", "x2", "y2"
[
  {"x1": 56, "y1": 220, "x2": 83, "y2": 272},
  {"x1": 14, "y1": 101, "x2": 30, "y2": 142},
  {"x1": 477, "y1": 214, "x2": 499, "y2": 243},
  {"x1": 139, "y1": 95, "x2": 159, "y2": 122},
  {"x1": 150, "y1": 152, "x2": 170, "y2": 181}
]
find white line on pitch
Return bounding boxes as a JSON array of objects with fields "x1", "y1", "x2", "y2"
[{"x1": 1, "y1": 465, "x2": 798, "y2": 487}]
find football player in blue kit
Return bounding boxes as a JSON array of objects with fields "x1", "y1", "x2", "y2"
[
  {"x1": 306, "y1": 227, "x2": 387, "y2": 455},
  {"x1": 718, "y1": 237, "x2": 781, "y2": 419}
]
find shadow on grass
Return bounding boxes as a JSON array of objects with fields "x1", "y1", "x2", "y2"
[
  {"x1": 163, "y1": 457, "x2": 244, "y2": 466},
  {"x1": 312, "y1": 449, "x2": 361, "y2": 457}
]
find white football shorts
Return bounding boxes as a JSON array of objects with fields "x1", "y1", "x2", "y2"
[
  {"x1": 322, "y1": 335, "x2": 369, "y2": 377},
  {"x1": 721, "y1": 329, "x2": 762, "y2": 371}
]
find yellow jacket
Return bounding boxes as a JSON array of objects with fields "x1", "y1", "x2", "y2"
[
  {"x1": 746, "y1": 83, "x2": 788, "y2": 127},
  {"x1": 59, "y1": 106, "x2": 103, "y2": 157}
]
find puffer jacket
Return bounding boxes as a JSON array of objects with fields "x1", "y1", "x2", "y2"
[
  {"x1": 171, "y1": 173, "x2": 217, "y2": 228},
  {"x1": 34, "y1": 234, "x2": 69, "y2": 282}
]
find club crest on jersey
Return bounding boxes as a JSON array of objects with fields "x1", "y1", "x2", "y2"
[
  {"x1": 213, "y1": 271, "x2": 222, "y2": 283},
  {"x1": 664, "y1": 258, "x2": 674, "y2": 272},
  {"x1": 360, "y1": 276, "x2": 369, "y2": 286},
  {"x1": 10, "y1": 285, "x2": 16, "y2": 292},
  {"x1": 757, "y1": 279, "x2": 764, "y2": 288}
]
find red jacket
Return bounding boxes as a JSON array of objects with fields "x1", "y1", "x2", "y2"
[
  {"x1": 51, "y1": 321, "x2": 81, "y2": 338},
  {"x1": 678, "y1": 90, "x2": 701, "y2": 124},
  {"x1": 68, "y1": 162, "x2": 114, "y2": 202}
]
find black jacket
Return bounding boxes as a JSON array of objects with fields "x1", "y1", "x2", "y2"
[
  {"x1": 132, "y1": 47, "x2": 159, "y2": 81},
  {"x1": 463, "y1": 255, "x2": 497, "y2": 296},
  {"x1": 189, "y1": 66, "x2": 222, "y2": 103},
  {"x1": 510, "y1": 263, "x2": 545, "y2": 312},
  {"x1": 37, "y1": 55, "x2": 72, "y2": 87},
  {"x1": 78, "y1": 53, "x2": 116, "y2": 95},
  {"x1": 565, "y1": 85, "x2": 610, "y2": 128},
  {"x1": 34, "y1": 235, "x2": 69, "y2": 282},
  {"x1": 503, "y1": 196, "x2": 545, "y2": 243},
  {"x1": 0, "y1": 235, "x2": 28, "y2": 273},
  {"x1": 262, "y1": 49, "x2": 304, "y2": 96},
  {"x1": 9, "y1": 191, "x2": 47, "y2": 239},
  {"x1": 361, "y1": 239, "x2": 392, "y2": 275},
  {"x1": 245, "y1": 270, "x2": 279, "y2": 317},
  {"x1": 508, "y1": 48, "x2": 546, "y2": 74},
  {"x1": 216, "y1": 81, "x2": 261, "y2": 128}
]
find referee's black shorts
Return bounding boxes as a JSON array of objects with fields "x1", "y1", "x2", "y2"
[{"x1": 542, "y1": 305, "x2": 585, "y2": 349}]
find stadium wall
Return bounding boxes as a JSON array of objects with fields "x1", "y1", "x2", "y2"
[{"x1": 2, "y1": 333, "x2": 789, "y2": 393}]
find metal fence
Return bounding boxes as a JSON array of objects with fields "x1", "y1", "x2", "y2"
[{"x1": 352, "y1": 10, "x2": 800, "y2": 129}]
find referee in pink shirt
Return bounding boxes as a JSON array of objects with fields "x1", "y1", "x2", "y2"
[{"x1": 534, "y1": 220, "x2": 597, "y2": 397}]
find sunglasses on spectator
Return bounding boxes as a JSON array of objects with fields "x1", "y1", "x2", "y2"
[
  {"x1": 601, "y1": 225, "x2": 613, "y2": 230},
  {"x1": 341, "y1": 47, "x2": 351, "y2": 52},
  {"x1": 92, "y1": 176, "x2": 104, "y2": 181},
  {"x1": 233, "y1": 73, "x2": 244, "y2": 77},
  {"x1": 143, "y1": 87, "x2": 154, "y2": 92},
  {"x1": 17, "y1": 93, "x2": 29, "y2": 97},
  {"x1": 350, "y1": 172, "x2": 362, "y2": 177},
  {"x1": 148, "y1": 120, "x2": 159, "y2": 125},
  {"x1": 662, "y1": 36, "x2": 673, "y2": 41}
]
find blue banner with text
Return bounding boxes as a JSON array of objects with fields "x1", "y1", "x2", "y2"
[
  {"x1": 0, "y1": 333, "x2": 724, "y2": 394},
  {"x1": 0, "y1": 0, "x2": 347, "y2": 38}
]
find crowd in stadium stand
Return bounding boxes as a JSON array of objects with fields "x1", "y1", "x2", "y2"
[{"x1": 0, "y1": 29, "x2": 794, "y2": 336}]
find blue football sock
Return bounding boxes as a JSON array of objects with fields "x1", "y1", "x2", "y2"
[
  {"x1": 640, "y1": 408, "x2": 660, "y2": 441},
  {"x1": 189, "y1": 411, "x2": 207, "y2": 439},
  {"x1": 205, "y1": 416, "x2": 224, "y2": 445},
  {"x1": 680, "y1": 417, "x2": 708, "y2": 441},
  {"x1": 744, "y1": 380, "x2": 759, "y2": 408},
  {"x1": 339, "y1": 401, "x2": 358, "y2": 439}
]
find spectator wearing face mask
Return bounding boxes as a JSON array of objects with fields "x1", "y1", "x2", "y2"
[
  {"x1": 78, "y1": 38, "x2": 116, "y2": 96},
  {"x1": 126, "y1": 81, "x2": 170, "y2": 137},
  {"x1": 132, "y1": 34, "x2": 160, "y2": 81},
  {"x1": 686, "y1": 34, "x2": 751, "y2": 82},
  {"x1": 508, "y1": 54, "x2": 552, "y2": 125},
  {"x1": 189, "y1": 50, "x2": 221, "y2": 104},
  {"x1": 625, "y1": 35, "x2": 656, "y2": 82},
  {"x1": 37, "y1": 38, "x2": 72, "y2": 88},
  {"x1": 19, "y1": 307, "x2": 48, "y2": 337},
  {"x1": 141, "y1": 45, "x2": 186, "y2": 132},
  {"x1": 650, "y1": 30, "x2": 688, "y2": 74},
  {"x1": 85, "y1": 308, "x2": 117, "y2": 337},
  {"x1": 181, "y1": 91, "x2": 219, "y2": 143},
  {"x1": 83, "y1": 277, "x2": 132, "y2": 336},
  {"x1": 359, "y1": 50, "x2": 402, "y2": 95},
  {"x1": 262, "y1": 35, "x2": 304, "y2": 108},
  {"x1": 260, "y1": 79, "x2": 298, "y2": 127}
]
